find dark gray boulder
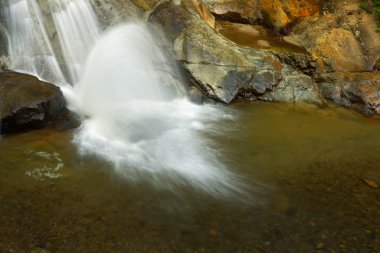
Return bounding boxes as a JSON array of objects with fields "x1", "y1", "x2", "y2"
[
  {"x1": 318, "y1": 72, "x2": 380, "y2": 115},
  {"x1": 0, "y1": 70, "x2": 66, "y2": 134}
]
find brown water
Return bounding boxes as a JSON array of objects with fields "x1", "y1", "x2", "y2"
[
  {"x1": 0, "y1": 102, "x2": 379, "y2": 253},
  {"x1": 218, "y1": 21, "x2": 307, "y2": 53}
]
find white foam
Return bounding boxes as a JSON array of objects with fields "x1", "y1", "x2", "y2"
[{"x1": 70, "y1": 24, "x2": 246, "y2": 197}]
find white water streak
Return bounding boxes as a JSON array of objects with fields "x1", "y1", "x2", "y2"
[
  {"x1": 49, "y1": 0, "x2": 100, "y2": 83},
  {"x1": 3, "y1": 1, "x2": 247, "y2": 198},
  {"x1": 70, "y1": 24, "x2": 246, "y2": 197},
  {"x1": 4, "y1": 0, "x2": 66, "y2": 84}
]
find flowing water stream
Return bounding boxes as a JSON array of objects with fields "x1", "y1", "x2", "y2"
[
  {"x1": 2, "y1": 0, "x2": 248, "y2": 196},
  {"x1": 0, "y1": 1, "x2": 379, "y2": 252},
  {"x1": 3, "y1": 0, "x2": 66, "y2": 84}
]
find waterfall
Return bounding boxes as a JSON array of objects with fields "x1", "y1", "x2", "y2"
[
  {"x1": 1, "y1": 0, "x2": 247, "y2": 197},
  {"x1": 3, "y1": 0, "x2": 66, "y2": 84},
  {"x1": 3, "y1": 0, "x2": 100, "y2": 85},
  {"x1": 69, "y1": 24, "x2": 246, "y2": 197},
  {"x1": 48, "y1": 0, "x2": 100, "y2": 83}
]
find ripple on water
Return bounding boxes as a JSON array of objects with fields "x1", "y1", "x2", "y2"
[{"x1": 24, "y1": 151, "x2": 65, "y2": 181}]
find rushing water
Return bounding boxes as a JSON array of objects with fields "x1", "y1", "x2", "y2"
[
  {"x1": 2, "y1": 0, "x2": 248, "y2": 197},
  {"x1": 67, "y1": 24, "x2": 247, "y2": 197},
  {"x1": 49, "y1": 0, "x2": 100, "y2": 83},
  {"x1": 1, "y1": 1, "x2": 379, "y2": 252},
  {"x1": 3, "y1": 0, "x2": 66, "y2": 84},
  {"x1": 2, "y1": 0, "x2": 99, "y2": 84}
]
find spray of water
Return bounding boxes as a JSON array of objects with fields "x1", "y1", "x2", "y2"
[
  {"x1": 69, "y1": 24, "x2": 247, "y2": 197},
  {"x1": 2, "y1": 0, "x2": 248, "y2": 198}
]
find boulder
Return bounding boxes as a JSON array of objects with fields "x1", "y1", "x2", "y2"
[
  {"x1": 262, "y1": 71, "x2": 321, "y2": 105},
  {"x1": 203, "y1": 0, "x2": 258, "y2": 24},
  {"x1": 90, "y1": 0, "x2": 379, "y2": 115},
  {"x1": 149, "y1": 1, "x2": 321, "y2": 104},
  {"x1": 0, "y1": 70, "x2": 65, "y2": 134},
  {"x1": 203, "y1": 0, "x2": 320, "y2": 31},
  {"x1": 291, "y1": 1, "x2": 380, "y2": 72},
  {"x1": 318, "y1": 72, "x2": 380, "y2": 115}
]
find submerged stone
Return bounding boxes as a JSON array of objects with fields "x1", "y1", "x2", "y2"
[{"x1": 0, "y1": 70, "x2": 65, "y2": 134}]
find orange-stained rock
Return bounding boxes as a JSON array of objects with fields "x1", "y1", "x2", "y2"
[
  {"x1": 203, "y1": 0, "x2": 320, "y2": 31},
  {"x1": 259, "y1": 0, "x2": 320, "y2": 31},
  {"x1": 291, "y1": 3, "x2": 380, "y2": 72},
  {"x1": 192, "y1": 0, "x2": 216, "y2": 28}
]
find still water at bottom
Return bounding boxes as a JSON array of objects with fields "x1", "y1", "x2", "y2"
[{"x1": 0, "y1": 102, "x2": 379, "y2": 253}]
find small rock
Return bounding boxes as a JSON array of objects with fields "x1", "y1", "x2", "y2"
[
  {"x1": 362, "y1": 179, "x2": 378, "y2": 189},
  {"x1": 316, "y1": 242, "x2": 324, "y2": 250},
  {"x1": 209, "y1": 229, "x2": 218, "y2": 237},
  {"x1": 257, "y1": 39, "x2": 271, "y2": 48}
]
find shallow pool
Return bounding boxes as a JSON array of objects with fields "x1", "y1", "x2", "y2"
[{"x1": 0, "y1": 102, "x2": 379, "y2": 253}]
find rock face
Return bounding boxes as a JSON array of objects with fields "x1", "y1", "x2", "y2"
[
  {"x1": 290, "y1": 1, "x2": 380, "y2": 72},
  {"x1": 203, "y1": 0, "x2": 320, "y2": 31},
  {"x1": 1, "y1": 0, "x2": 379, "y2": 118},
  {"x1": 318, "y1": 72, "x2": 380, "y2": 115},
  {"x1": 90, "y1": 0, "x2": 161, "y2": 26},
  {"x1": 0, "y1": 70, "x2": 65, "y2": 134},
  {"x1": 200, "y1": 0, "x2": 380, "y2": 72},
  {"x1": 149, "y1": 1, "x2": 319, "y2": 105},
  {"x1": 147, "y1": 0, "x2": 380, "y2": 115}
]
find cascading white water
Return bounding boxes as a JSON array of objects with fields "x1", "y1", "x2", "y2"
[
  {"x1": 69, "y1": 24, "x2": 246, "y2": 197},
  {"x1": 3, "y1": 0, "x2": 66, "y2": 84},
  {"x1": 3, "y1": 0, "x2": 100, "y2": 85},
  {"x1": 48, "y1": 0, "x2": 100, "y2": 83},
  {"x1": 2, "y1": 0, "x2": 247, "y2": 197}
]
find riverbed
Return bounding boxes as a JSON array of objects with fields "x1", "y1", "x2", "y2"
[{"x1": 0, "y1": 102, "x2": 379, "y2": 253}]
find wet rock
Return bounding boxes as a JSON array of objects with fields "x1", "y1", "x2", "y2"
[
  {"x1": 92, "y1": 0, "x2": 380, "y2": 115},
  {"x1": 204, "y1": 0, "x2": 258, "y2": 24},
  {"x1": 373, "y1": 57, "x2": 380, "y2": 71},
  {"x1": 291, "y1": 4, "x2": 380, "y2": 72},
  {"x1": 91, "y1": 0, "x2": 160, "y2": 26},
  {"x1": 203, "y1": 0, "x2": 320, "y2": 31},
  {"x1": 275, "y1": 52, "x2": 317, "y2": 75},
  {"x1": 192, "y1": 0, "x2": 216, "y2": 28},
  {"x1": 262, "y1": 71, "x2": 322, "y2": 105},
  {"x1": 0, "y1": 70, "x2": 65, "y2": 134},
  {"x1": 257, "y1": 40, "x2": 270, "y2": 48},
  {"x1": 150, "y1": 2, "x2": 311, "y2": 103},
  {"x1": 50, "y1": 108, "x2": 81, "y2": 131},
  {"x1": 188, "y1": 86, "x2": 205, "y2": 104},
  {"x1": 362, "y1": 179, "x2": 378, "y2": 189},
  {"x1": 318, "y1": 72, "x2": 380, "y2": 115}
]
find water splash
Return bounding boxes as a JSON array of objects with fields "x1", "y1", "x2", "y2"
[
  {"x1": 2, "y1": 0, "x2": 248, "y2": 198},
  {"x1": 69, "y1": 24, "x2": 247, "y2": 197}
]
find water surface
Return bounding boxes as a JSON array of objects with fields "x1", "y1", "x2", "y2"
[
  {"x1": 218, "y1": 21, "x2": 307, "y2": 53},
  {"x1": 0, "y1": 103, "x2": 379, "y2": 253}
]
